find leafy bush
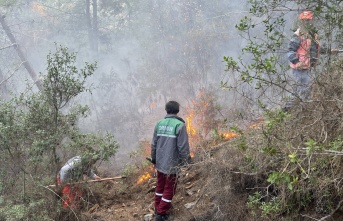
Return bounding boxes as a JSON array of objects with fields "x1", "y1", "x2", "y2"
[{"x1": 0, "y1": 45, "x2": 119, "y2": 220}]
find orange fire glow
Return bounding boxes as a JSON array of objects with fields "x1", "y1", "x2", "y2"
[
  {"x1": 221, "y1": 132, "x2": 238, "y2": 139},
  {"x1": 151, "y1": 102, "x2": 155, "y2": 109},
  {"x1": 184, "y1": 91, "x2": 263, "y2": 161},
  {"x1": 137, "y1": 172, "x2": 152, "y2": 185},
  {"x1": 249, "y1": 120, "x2": 263, "y2": 129},
  {"x1": 186, "y1": 109, "x2": 196, "y2": 136},
  {"x1": 190, "y1": 152, "x2": 195, "y2": 158}
]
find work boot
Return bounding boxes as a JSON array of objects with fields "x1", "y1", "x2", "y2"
[{"x1": 155, "y1": 213, "x2": 169, "y2": 221}]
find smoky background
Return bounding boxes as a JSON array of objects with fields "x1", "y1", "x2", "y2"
[{"x1": 0, "y1": 0, "x2": 298, "y2": 174}]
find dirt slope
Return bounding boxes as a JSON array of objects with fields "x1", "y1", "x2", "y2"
[
  {"x1": 68, "y1": 107, "x2": 246, "y2": 221},
  {"x1": 79, "y1": 161, "x2": 207, "y2": 221},
  {"x1": 76, "y1": 164, "x2": 202, "y2": 221}
]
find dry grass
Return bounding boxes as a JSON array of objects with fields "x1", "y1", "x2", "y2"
[{"x1": 181, "y1": 57, "x2": 343, "y2": 220}]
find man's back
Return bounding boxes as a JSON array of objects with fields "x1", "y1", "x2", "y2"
[{"x1": 152, "y1": 115, "x2": 190, "y2": 174}]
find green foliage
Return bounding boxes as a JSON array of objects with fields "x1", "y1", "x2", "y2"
[
  {"x1": 0, "y1": 0, "x2": 16, "y2": 7},
  {"x1": 328, "y1": 137, "x2": 343, "y2": 151},
  {"x1": 43, "y1": 44, "x2": 96, "y2": 111},
  {"x1": 0, "y1": 199, "x2": 52, "y2": 221},
  {"x1": 0, "y1": 45, "x2": 119, "y2": 220},
  {"x1": 236, "y1": 16, "x2": 252, "y2": 31},
  {"x1": 304, "y1": 139, "x2": 322, "y2": 156},
  {"x1": 267, "y1": 171, "x2": 298, "y2": 191},
  {"x1": 122, "y1": 165, "x2": 138, "y2": 177},
  {"x1": 223, "y1": 56, "x2": 240, "y2": 72},
  {"x1": 0, "y1": 203, "x2": 28, "y2": 221},
  {"x1": 225, "y1": 1, "x2": 343, "y2": 219},
  {"x1": 247, "y1": 192, "x2": 281, "y2": 217},
  {"x1": 264, "y1": 110, "x2": 289, "y2": 132},
  {"x1": 260, "y1": 197, "x2": 281, "y2": 217}
]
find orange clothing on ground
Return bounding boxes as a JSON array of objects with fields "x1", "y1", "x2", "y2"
[{"x1": 57, "y1": 176, "x2": 83, "y2": 209}]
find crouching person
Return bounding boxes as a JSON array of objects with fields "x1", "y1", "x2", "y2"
[
  {"x1": 151, "y1": 101, "x2": 191, "y2": 221},
  {"x1": 57, "y1": 155, "x2": 101, "y2": 209}
]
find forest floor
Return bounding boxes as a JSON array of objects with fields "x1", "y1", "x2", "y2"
[
  {"x1": 60, "y1": 106, "x2": 261, "y2": 221},
  {"x1": 72, "y1": 107, "x2": 211, "y2": 221},
  {"x1": 78, "y1": 164, "x2": 203, "y2": 221}
]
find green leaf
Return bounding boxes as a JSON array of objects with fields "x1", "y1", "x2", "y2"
[{"x1": 288, "y1": 153, "x2": 297, "y2": 163}]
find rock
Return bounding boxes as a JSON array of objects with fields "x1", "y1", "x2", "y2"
[
  {"x1": 184, "y1": 201, "x2": 197, "y2": 209},
  {"x1": 185, "y1": 190, "x2": 194, "y2": 196},
  {"x1": 133, "y1": 213, "x2": 139, "y2": 217},
  {"x1": 147, "y1": 186, "x2": 156, "y2": 193},
  {"x1": 144, "y1": 214, "x2": 154, "y2": 221}
]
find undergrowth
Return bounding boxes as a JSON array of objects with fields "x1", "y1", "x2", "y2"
[{"x1": 190, "y1": 58, "x2": 343, "y2": 220}]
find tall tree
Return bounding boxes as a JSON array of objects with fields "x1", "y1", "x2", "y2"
[{"x1": 0, "y1": 14, "x2": 42, "y2": 90}]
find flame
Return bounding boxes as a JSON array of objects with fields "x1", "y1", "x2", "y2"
[
  {"x1": 190, "y1": 152, "x2": 195, "y2": 158},
  {"x1": 186, "y1": 109, "x2": 196, "y2": 136},
  {"x1": 184, "y1": 89, "x2": 263, "y2": 162},
  {"x1": 186, "y1": 108, "x2": 197, "y2": 158},
  {"x1": 151, "y1": 101, "x2": 155, "y2": 109},
  {"x1": 137, "y1": 172, "x2": 151, "y2": 185},
  {"x1": 249, "y1": 120, "x2": 263, "y2": 129},
  {"x1": 220, "y1": 132, "x2": 238, "y2": 139},
  {"x1": 136, "y1": 142, "x2": 155, "y2": 185}
]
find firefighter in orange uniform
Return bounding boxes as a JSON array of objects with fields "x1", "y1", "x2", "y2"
[{"x1": 285, "y1": 10, "x2": 338, "y2": 110}]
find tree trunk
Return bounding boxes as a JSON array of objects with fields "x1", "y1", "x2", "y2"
[
  {"x1": 92, "y1": 0, "x2": 98, "y2": 55},
  {"x1": 0, "y1": 68, "x2": 8, "y2": 96},
  {"x1": 0, "y1": 14, "x2": 42, "y2": 90},
  {"x1": 86, "y1": 0, "x2": 94, "y2": 52}
]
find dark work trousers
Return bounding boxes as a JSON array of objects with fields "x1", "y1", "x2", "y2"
[{"x1": 155, "y1": 170, "x2": 178, "y2": 214}]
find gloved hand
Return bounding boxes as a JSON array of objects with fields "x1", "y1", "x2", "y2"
[
  {"x1": 295, "y1": 61, "x2": 305, "y2": 70},
  {"x1": 94, "y1": 175, "x2": 101, "y2": 180},
  {"x1": 146, "y1": 157, "x2": 156, "y2": 164},
  {"x1": 291, "y1": 58, "x2": 299, "y2": 65},
  {"x1": 331, "y1": 49, "x2": 339, "y2": 55}
]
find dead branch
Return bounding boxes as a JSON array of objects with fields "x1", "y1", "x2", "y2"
[
  {"x1": 0, "y1": 43, "x2": 16, "y2": 50},
  {"x1": 0, "y1": 61, "x2": 25, "y2": 85},
  {"x1": 46, "y1": 176, "x2": 126, "y2": 188},
  {"x1": 318, "y1": 200, "x2": 343, "y2": 221}
]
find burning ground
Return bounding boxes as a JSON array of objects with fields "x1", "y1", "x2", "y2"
[
  {"x1": 57, "y1": 96, "x2": 266, "y2": 221},
  {"x1": 60, "y1": 118, "x2": 264, "y2": 221},
  {"x1": 70, "y1": 141, "x2": 243, "y2": 221}
]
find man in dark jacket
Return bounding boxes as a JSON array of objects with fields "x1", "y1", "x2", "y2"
[{"x1": 151, "y1": 101, "x2": 191, "y2": 221}]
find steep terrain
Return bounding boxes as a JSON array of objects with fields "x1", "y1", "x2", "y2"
[
  {"x1": 54, "y1": 131, "x2": 241, "y2": 221},
  {"x1": 59, "y1": 126, "x2": 255, "y2": 221},
  {"x1": 80, "y1": 165, "x2": 203, "y2": 221}
]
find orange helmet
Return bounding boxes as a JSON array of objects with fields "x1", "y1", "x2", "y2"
[{"x1": 299, "y1": 10, "x2": 313, "y2": 20}]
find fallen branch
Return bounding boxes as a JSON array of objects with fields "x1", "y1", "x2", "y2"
[
  {"x1": 318, "y1": 199, "x2": 343, "y2": 221},
  {"x1": 46, "y1": 176, "x2": 126, "y2": 188},
  {"x1": 0, "y1": 43, "x2": 16, "y2": 50}
]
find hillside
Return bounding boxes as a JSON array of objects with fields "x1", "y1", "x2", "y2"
[
  {"x1": 62, "y1": 89, "x2": 343, "y2": 221},
  {"x1": 68, "y1": 142, "x2": 238, "y2": 221},
  {"x1": 54, "y1": 58, "x2": 343, "y2": 221},
  {"x1": 61, "y1": 120, "x2": 262, "y2": 221}
]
